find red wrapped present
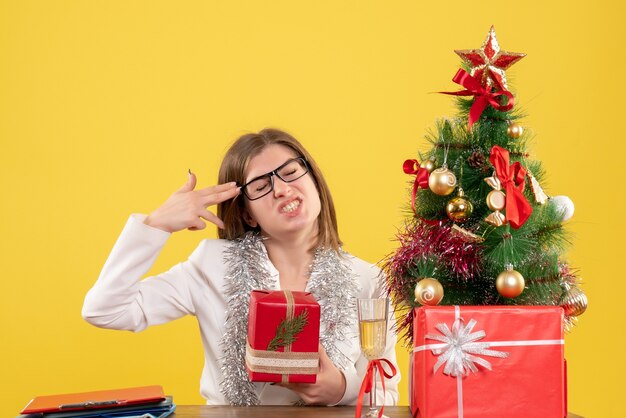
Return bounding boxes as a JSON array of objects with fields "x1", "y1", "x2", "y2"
[
  {"x1": 246, "y1": 290, "x2": 320, "y2": 383},
  {"x1": 410, "y1": 306, "x2": 566, "y2": 418}
]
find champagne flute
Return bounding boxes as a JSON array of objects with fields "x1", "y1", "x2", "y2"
[{"x1": 357, "y1": 298, "x2": 389, "y2": 418}]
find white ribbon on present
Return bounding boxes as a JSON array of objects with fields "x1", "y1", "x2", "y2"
[
  {"x1": 413, "y1": 306, "x2": 564, "y2": 418},
  {"x1": 425, "y1": 315, "x2": 509, "y2": 377}
]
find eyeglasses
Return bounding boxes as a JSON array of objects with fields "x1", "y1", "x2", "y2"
[{"x1": 241, "y1": 157, "x2": 310, "y2": 201}]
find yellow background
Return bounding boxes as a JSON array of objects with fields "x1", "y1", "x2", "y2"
[{"x1": 1, "y1": 1, "x2": 623, "y2": 416}]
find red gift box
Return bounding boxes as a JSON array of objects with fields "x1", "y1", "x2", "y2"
[
  {"x1": 246, "y1": 290, "x2": 320, "y2": 383},
  {"x1": 410, "y1": 306, "x2": 566, "y2": 418}
]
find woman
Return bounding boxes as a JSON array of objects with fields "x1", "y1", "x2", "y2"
[{"x1": 82, "y1": 128, "x2": 399, "y2": 406}]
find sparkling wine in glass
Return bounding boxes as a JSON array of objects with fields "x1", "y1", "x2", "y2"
[{"x1": 358, "y1": 298, "x2": 389, "y2": 417}]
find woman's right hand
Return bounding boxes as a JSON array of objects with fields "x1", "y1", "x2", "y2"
[{"x1": 144, "y1": 171, "x2": 240, "y2": 233}]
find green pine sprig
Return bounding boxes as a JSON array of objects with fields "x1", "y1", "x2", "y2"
[{"x1": 267, "y1": 309, "x2": 309, "y2": 351}]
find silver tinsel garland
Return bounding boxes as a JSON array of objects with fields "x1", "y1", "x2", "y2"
[{"x1": 218, "y1": 232, "x2": 359, "y2": 405}]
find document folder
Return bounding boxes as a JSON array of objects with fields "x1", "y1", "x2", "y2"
[
  {"x1": 17, "y1": 396, "x2": 175, "y2": 418},
  {"x1": 20, "y1": 385, "x2": 166, "y2": 414}
]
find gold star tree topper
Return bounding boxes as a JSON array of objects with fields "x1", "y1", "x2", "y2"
[{"x1": 455, "y1": 26, "x2": 525, "y2": 91}]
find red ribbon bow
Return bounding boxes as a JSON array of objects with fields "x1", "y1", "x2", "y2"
[
  {"x1": 440, "y1": 69, "x2": 515, "y2": 130},
  {"x1": 489, "y1": 145, "x2": 532, "y2": 229},
  {"x1": 403, "y1": 159, "x2": 430, "y2": 214},
  {"x1": 355, "y1": 359, "x2": 397, "y2": 418}
]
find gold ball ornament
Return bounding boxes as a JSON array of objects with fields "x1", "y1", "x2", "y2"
[
  {"x1": 420, "y1": 157, "x2": 436, "y2": 173},
  {"x1": 414, "y1": 278, "x2": 444, "y2": 306},
  {"x1": 507, "y1": 123, "x2": 523, "y2": 139},
  {"x1": 446, "y1": 188, "x2": 474, "y2": 222},
  {"x1": 561, "y1": 286, "x2": 588, "y2": 317},
  {"x1": 428, "y1": 166, "x2": 457, "y2": 196},
  {"x1": 496, "y1": 265, "x2": 525, "y2": 298}
]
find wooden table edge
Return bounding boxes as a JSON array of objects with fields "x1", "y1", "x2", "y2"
[{"x1": 171, "y1": 405, "x2": 582, "y2": 417}]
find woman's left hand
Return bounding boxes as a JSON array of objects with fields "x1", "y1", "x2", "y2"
[{"x1": 276, "y1": 344, "x2": 346, "y2": 405}]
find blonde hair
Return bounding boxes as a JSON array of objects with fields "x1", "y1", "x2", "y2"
[{"x1": 217, "y1": 128, "x2": 342, "y2": 252}]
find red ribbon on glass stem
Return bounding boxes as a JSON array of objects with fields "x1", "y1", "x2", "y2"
[
  {"x1": 490, "y1": 145, "x2": 532, "y2": 229},
  {"x1": 355, "y1": 359, "x2": 397, "y2": 418},
  {"x1": 440, "y1": 69, "x2": 514, "y2": 131},
  {"x1": 403, "y1": 159, "x2": 429, "y2": 214}
]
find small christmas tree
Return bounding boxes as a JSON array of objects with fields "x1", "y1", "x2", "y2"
[{"x1": 383, "y1": 26, "x2": 587, "y2": 346}]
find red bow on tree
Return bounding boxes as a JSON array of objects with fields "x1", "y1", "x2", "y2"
[
  {"x1": 403, "y1": 159, "x2": 429, "y2": 214},
  {"x1": 440, "y1": 69, "x2": 514, "y2": 131},
  {"x1": 355, "y1": 359, "x2": 397, "y2": 418},
  {"x1": 490, "y1": 145, "x2": 532, "y2": 229}
]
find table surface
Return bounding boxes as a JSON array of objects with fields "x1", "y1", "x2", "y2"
[{"x1": 172, "y1": 405, "x2": 583, "y2": 417}]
